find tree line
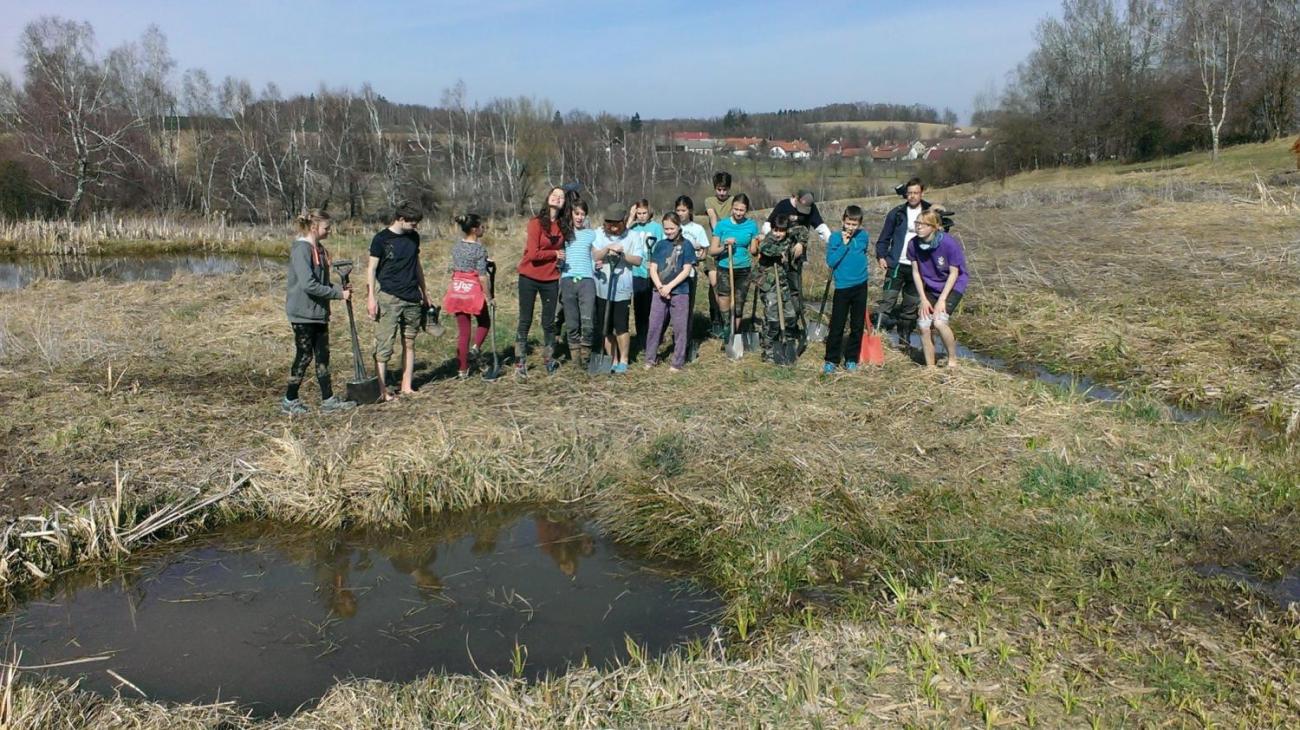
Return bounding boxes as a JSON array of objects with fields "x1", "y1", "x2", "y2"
[
  {"x1": 978, "y1": 0, "x2": 1299, "y2": 172},
  {"x1": 0, "y1": 18, "x2": 950, "y2": 223}
]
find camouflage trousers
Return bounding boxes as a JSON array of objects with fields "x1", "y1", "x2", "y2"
[{"x1": 757, "y1": 266, "x2": 801, "y2": 353}]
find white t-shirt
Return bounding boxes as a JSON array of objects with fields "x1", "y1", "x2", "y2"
[
  {"x1": 592, "y1": 229, "x2": 647, "y2": 301},
  {"x1": 902, "y1": 205, "x2": 922, "y2": 265},
  {"x1": 680, "y1": 222, "x2": 710, "y2": 278}
]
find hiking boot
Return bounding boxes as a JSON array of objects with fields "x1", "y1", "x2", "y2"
[
  {"x1": 280, "y1": 397, "x2": 308, "y2": 415},
  {"x1": 822, "y1": 362, "x2": 836, "y2": 375},
  {"x1": 321, "y1": 395, "x2": 357, "y2": 413}
]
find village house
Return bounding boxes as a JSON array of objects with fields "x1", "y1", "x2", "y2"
[
  {"x1": 870, "y1": 141, "x2": 925, "y2": 162},
  {"x1": 922, "y1": 136, "x2": 992, "y2": 161},
  {"x1": 825, "y1": 139, "x2": 871, "y2": 159},
  {"x1": 767, "y1": 139, "x2": 812, "y2": 160},
  {"x1": 657, "y1": 131, "x2": 718, "y2": 155},
  {"x1": 721, "y1": 136, "x2": 763, "y2": 157}
]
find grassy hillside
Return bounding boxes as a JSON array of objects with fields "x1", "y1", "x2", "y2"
[{"x1": 802, "y1": 138, "x2": 1300, "y2": 428}]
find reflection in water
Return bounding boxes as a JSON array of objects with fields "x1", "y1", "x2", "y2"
[
  {"x1": 536, "y1": 517, "x2": 595, "y2": 578},
  {"x1": 0, "y1": 254, "x2": 280, "y2": 290},
  {"x1": 3, "y1": 505, "x2": 719, "y2": 717}
]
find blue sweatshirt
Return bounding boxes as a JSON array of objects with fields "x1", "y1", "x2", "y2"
[{"x1": 825, "y1": 228, "x2": 869, "y2": 289}]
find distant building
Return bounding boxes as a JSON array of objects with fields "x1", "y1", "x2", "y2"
[
  {"x1": 825, "y1": 139, "x2": 870, "y2": 159},
  {"x1": 657, "y1": 131, "x2": 719, "y2": 155},
  {"x1": 767, "y1": 139, "x2": 812, "y2": 160},
  {"x1": 925, "y1": 137, "x2": 992, "y2": 159}
]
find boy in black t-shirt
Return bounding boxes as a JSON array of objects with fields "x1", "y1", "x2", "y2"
[{"x1": 367, "y1": 202, "x2": 429, "y2": 399}]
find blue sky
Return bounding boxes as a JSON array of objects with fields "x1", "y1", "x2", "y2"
[{"x1": 0, "y1": 0, "x2": 1050, "y2": 122}]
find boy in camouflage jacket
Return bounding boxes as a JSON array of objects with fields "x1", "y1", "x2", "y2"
[{"x1": 755, "y1": 215, "x2": 803, "y2": 361}]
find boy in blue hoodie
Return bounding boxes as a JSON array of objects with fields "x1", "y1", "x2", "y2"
[{"x1": 822, "y1": 206, "x2": 870, "y2": 373}]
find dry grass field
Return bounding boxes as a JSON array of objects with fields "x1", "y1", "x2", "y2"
[{"x1": 0, "y1": 144, "x2": 1296, "y2": 727}]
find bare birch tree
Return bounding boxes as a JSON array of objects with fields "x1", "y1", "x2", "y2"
[
  {"x1": 1176, "y1": 0, "x2": 1255, "y2": 159},
  {"x1": 0, "y1": 18, "x2": 146, "y2": 217}
]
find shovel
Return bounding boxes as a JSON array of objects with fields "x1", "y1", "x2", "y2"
[
  {"x1": 772, "y1": 268, "x2": 798, "y2": 366},
  {"x1": 588, "y1": 253, "x2": 620, "y2": 375},
  {"x1": 422, "y1": 304, "x2": 445, "y2": 338},
  {"x1": 860, "y1": 307, "x2": 885, "y2": 366},
  {"x1": 806, "y1": 276, "x2": 832, "y2": 343},
  {"x1": 482, "y1": 260, "x2": 503, "y2": 380},
  {"x1": 724, "y1": 241, "x2": 744, "y2": 361},
  {"x1": 741, "y1": 273, "x2": 760, "y2": 353},
  {"x1": 332, "y1": 260, "x2": 383, "y2": 404}
]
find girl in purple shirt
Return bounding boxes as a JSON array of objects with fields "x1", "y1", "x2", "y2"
[{"x1": 907, "y1": 210, "x2": 968, "y2": 369}]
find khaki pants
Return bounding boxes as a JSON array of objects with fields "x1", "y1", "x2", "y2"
[{"x1": 374, "y1": 290, "x2": 423, "y2": 363}]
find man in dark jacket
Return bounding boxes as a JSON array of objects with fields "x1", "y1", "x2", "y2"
[{"x1": 874, "y1": 178, "x2": 929, "y2": 348}]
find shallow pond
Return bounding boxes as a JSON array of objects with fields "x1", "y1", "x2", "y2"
[
  {"x1": 0, "y1": 254, "x2": 280, "y2": 291},
  {"x1": 3, "y1": 506, "x2": 720, "y2": 716}
]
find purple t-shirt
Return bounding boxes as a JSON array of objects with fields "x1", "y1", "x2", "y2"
[{"x1": 907, "y1": 232, "x2": 968, "y2": 295}]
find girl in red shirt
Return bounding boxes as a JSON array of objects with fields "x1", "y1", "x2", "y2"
[{"x1": 515, "y1": 186, "x2": 571, "y2": 377}]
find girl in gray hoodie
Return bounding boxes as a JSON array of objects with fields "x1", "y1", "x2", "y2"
[{"x1": 283, "y1": 209, "x2": 355, "y2": 415}]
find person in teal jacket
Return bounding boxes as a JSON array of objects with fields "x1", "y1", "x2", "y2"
[{"x1": 822, "y1": 205, "x2": 870, "y2": 373}]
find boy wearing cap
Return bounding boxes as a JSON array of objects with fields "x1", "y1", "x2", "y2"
[
  {"x1": 367, "y1": 202, "x2": 429, "y2": 399},
  {"x1": 765, "y1": 190, "x2": 831, "y2": 301},
  {"x1": 591, "y1": 203, "x2": 646, "y2": 374}
]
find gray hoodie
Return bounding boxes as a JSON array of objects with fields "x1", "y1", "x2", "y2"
[{"x1": 286, "y1": 238, "x2": 343, "y2": 324}]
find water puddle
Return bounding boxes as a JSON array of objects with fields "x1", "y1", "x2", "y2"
[
  {"x1": 1194, "y1": 564, "x2": 1300, "y2": 610},
  {"x1": 2, "y1": 506, "x2": 720, "y2": 716},
  {"x1": 0, "y1": 254, "x2": 280, "y2": 291}
]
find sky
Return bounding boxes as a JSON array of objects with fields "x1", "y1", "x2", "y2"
[{"x1": 0, "y1": 0, "x2": 1049, "y2": 123}]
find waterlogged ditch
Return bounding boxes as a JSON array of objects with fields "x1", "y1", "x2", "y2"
[
  {"x1": 1195, "y1": 564, "x2": 1300, "y2": 610},
  {"x1": 2, "y1": 506, "x2": 721, "y2": 717},
  {"x1": 802, "y1": 302, "x2": 1213, "y2": 422},
  {"x1": 0, "y1": 254, "x2": 280, "y2": 290}
]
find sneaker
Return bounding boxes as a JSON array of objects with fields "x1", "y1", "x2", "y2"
[
  {"x1": 612, "y1": 363, "x2": 628, "y2": 374},
  {"x1": 845, "y1": 362, "x2": 859, "y2": 373},
  {"x1": 320, "y1": 395, "x2": 357, "y2": 413},
  {"x1": 280, "y1": 397, "x2": 308, "y2": 415},
  {"x1": 822, "y1": 362, "x2": 836, "y2": 375},
  {"x1": 456, "y1": 370, "x2": 470, "y2": 380}
]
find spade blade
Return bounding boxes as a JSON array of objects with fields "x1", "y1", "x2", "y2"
[{"x1": 346, "y1": 377, "x2": 383, "y2": 405}]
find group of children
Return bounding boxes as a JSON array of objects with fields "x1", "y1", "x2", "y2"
[{"x1": 279, "y1": 174, "x2": 969, "y2": 413}]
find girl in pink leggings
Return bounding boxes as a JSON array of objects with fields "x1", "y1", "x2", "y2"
[{"x1": 442, "y1": 213, "x2": 492, "y2": 378}]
